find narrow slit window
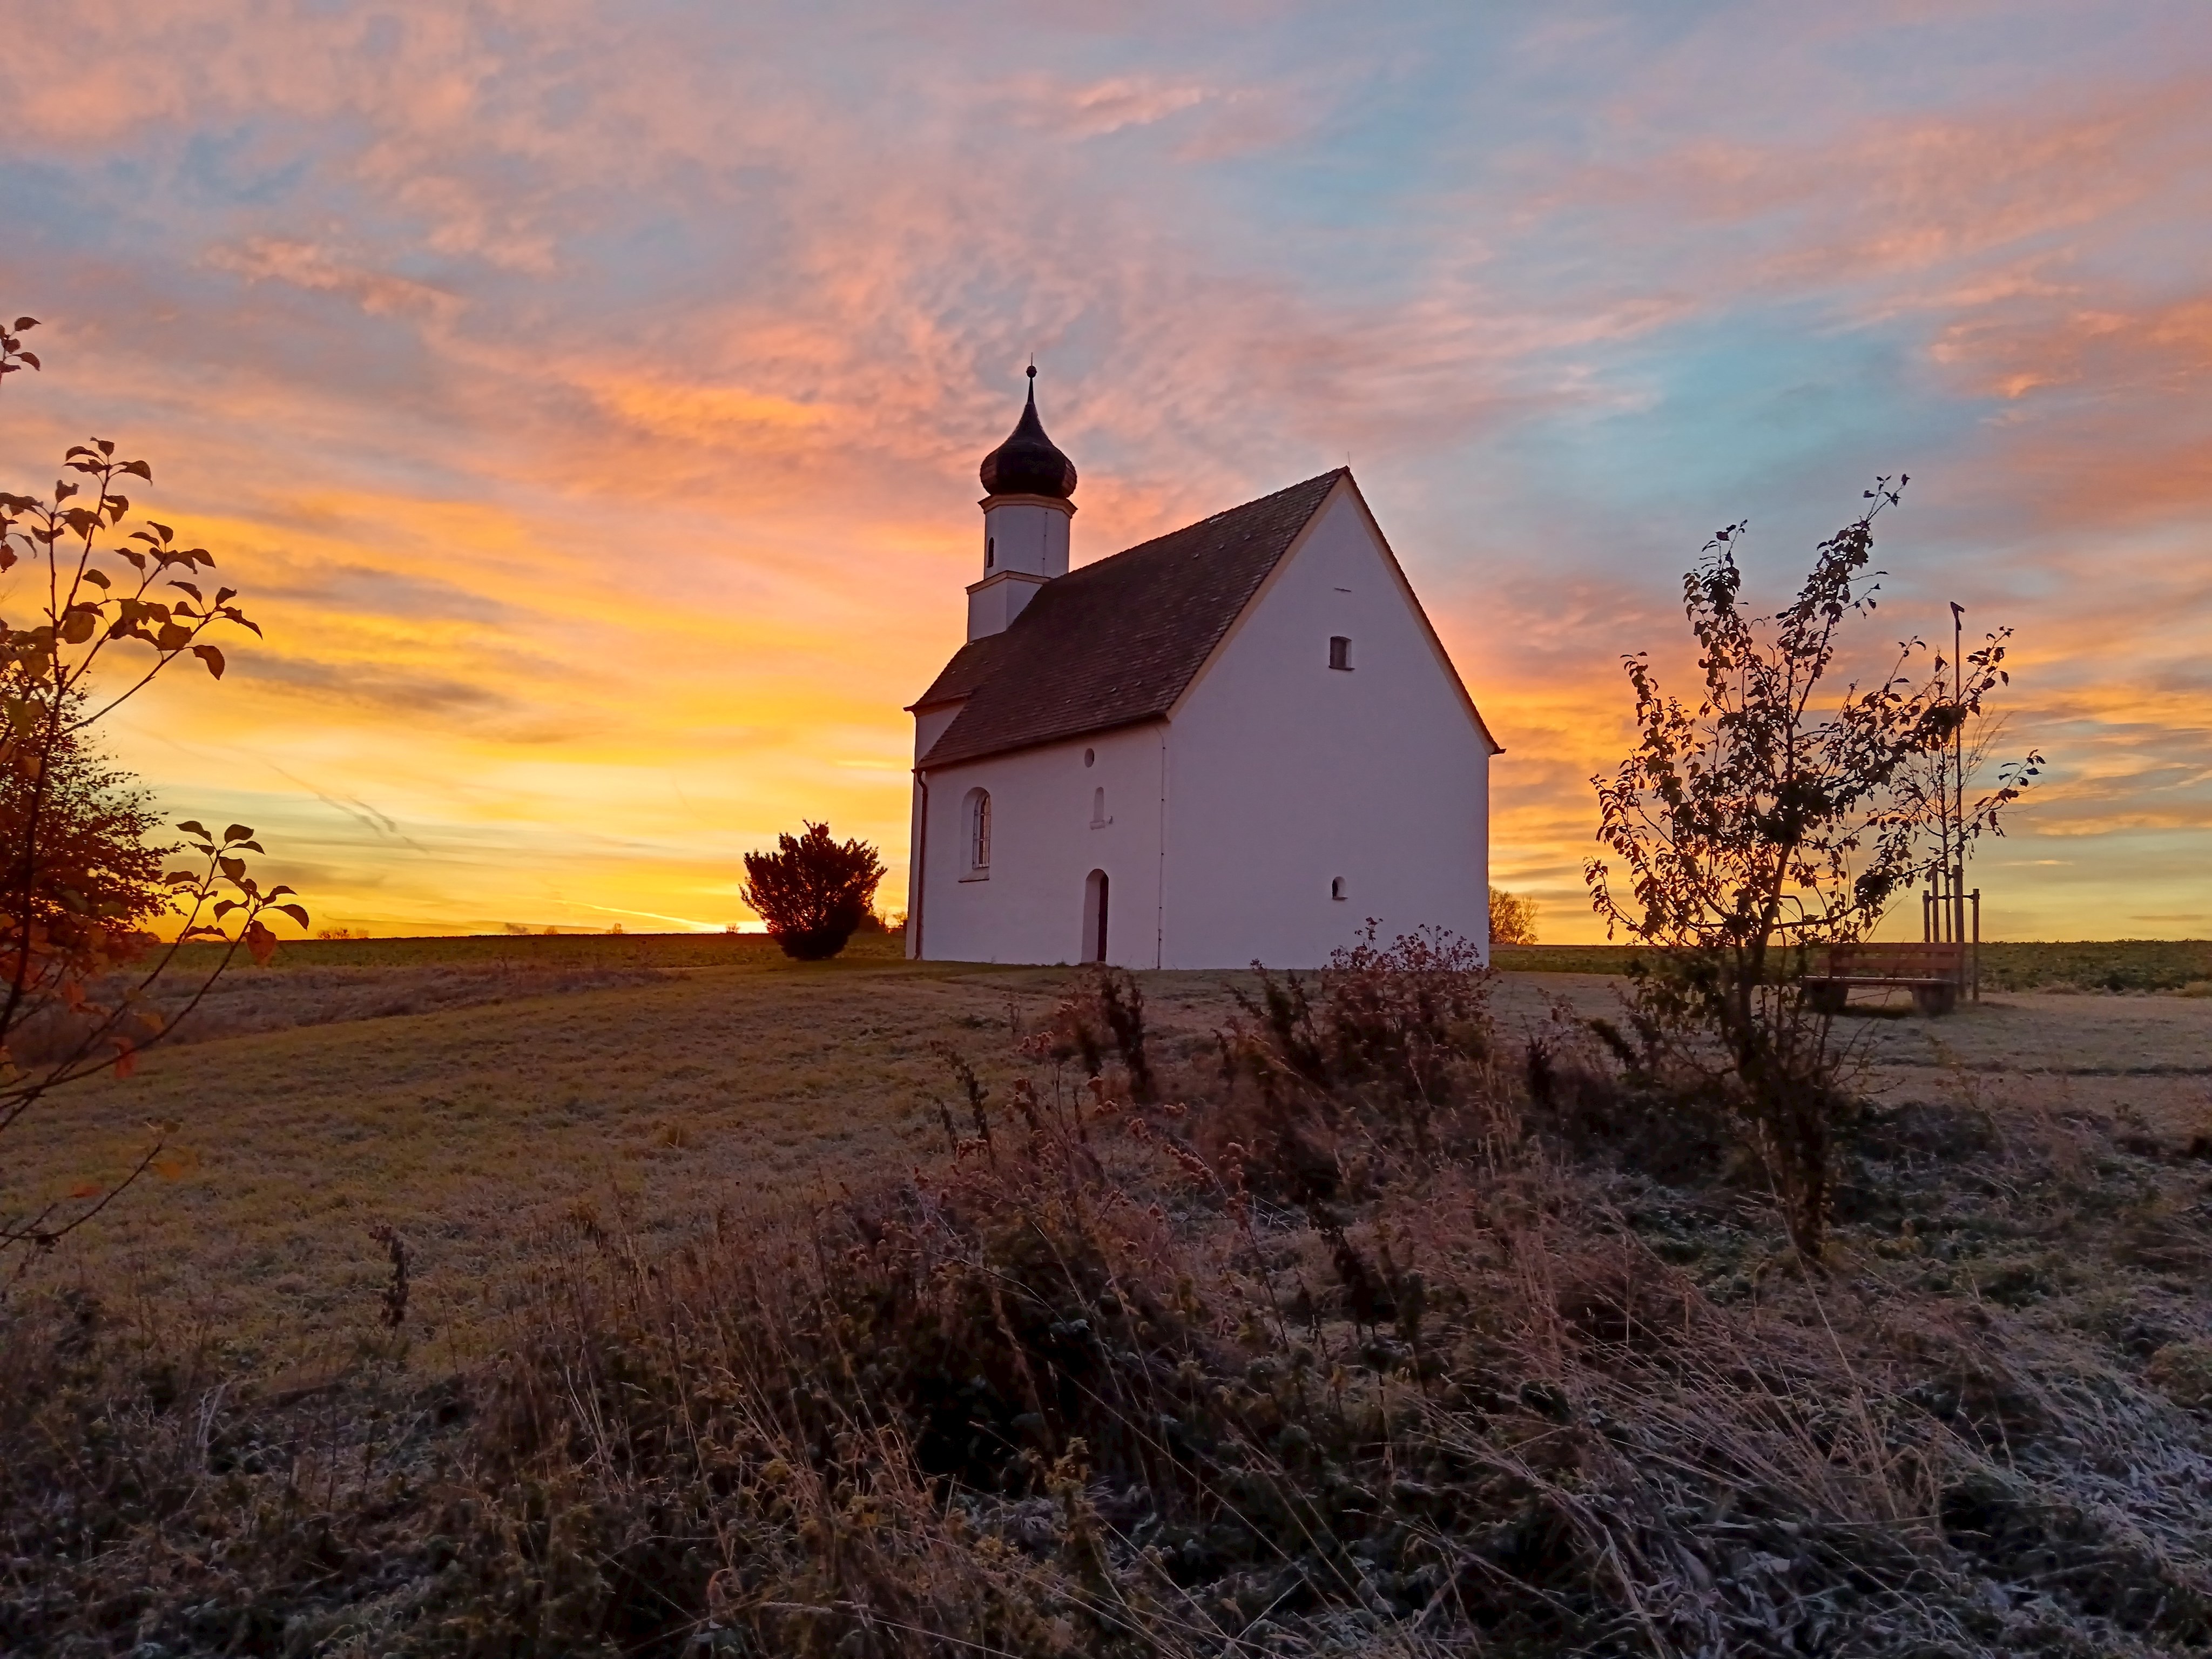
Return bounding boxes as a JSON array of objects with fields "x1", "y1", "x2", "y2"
[
  {"x1": 1091, "y1": 786, "x2": 1107, "y2": 827},
  {"x1": 1328, "y1": 636, "x2": 1352, "y2": 671},
  {"x1": 986, "y1": 536, "x2": 995, "y2": 570}
]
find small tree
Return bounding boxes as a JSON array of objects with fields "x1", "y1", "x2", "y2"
[
  {"x1": 0, "y1": 315, "x2": 308, "y2": 1263},
  {"x1": 1586, "y1": 479, "x2": 2037, "y2": 1258},
  {"x1": 741, "y1": 821, "x2": 885, "y2": 961},
  {"x1": 1488, "y1": 886, "x2": 1539, "y2": 946}
]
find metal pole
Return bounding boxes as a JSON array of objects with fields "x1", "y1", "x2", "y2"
[
  {"x1": 1936, "y1": 657, "x2": 1952, "y2": 947},
  {"x1": 1952, "y1": 603, "x2": 1967, "y2": 981},
  {"x1": 1971, "y1": 888, "x2": 1981, "y2": 1002}
]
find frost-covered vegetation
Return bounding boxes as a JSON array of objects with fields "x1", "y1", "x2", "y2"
[{"x1": 8, "y1": 942, "x2": 2212, "y2": 1657}]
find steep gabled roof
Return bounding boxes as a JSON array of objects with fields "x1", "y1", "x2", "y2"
[{"x1": 913, "y1": 470, "x2": 1346, "y2": 768}]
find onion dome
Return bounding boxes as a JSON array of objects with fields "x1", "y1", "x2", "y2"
[{"x1": 979, "y1": 366, "x2": 1077, "y2": 499}]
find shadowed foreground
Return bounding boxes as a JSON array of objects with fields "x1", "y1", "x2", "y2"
[{"x1": 5, "y1": 942, "x2": 2212, "y2": 1655}]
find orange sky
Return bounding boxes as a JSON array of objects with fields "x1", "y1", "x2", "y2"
[{"x1": 1, "y1": 2, "x2": 2207, "y2": 942}]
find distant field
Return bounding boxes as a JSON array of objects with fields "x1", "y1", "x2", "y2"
[
  {"x1": 1495, "y1": 938, "x2": 2212, "y2": 993},
  {"x1": 23, "y1": 930, "x2": 919, "y2": 1060},
  {"x1": 11, "y1": 929, "x2": 2210, "y2": 1377},
  {"x1": 1490, "y1": 943, "x2": 1647, "y2": 976},
  {"x1": 153, "y1": 929, "x2": 2209, "y2": 993},
  {"x1": 1972, "y1": 938, "x2": 2212, "y2": 993},
  {"x1": 160, "y1": 927, "x2": 909, "y2": 975}
]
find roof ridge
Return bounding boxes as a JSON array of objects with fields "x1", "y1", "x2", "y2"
[{"x1": 1068, "y1": 468, "x2": 1347, "y2": 578}]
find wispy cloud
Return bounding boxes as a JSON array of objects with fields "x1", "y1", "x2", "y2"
[{"x1": 0, "y1": 0, "x2": 2204, "y2": 938}]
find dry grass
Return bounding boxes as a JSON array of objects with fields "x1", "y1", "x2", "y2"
[
  {"x1": 0, "y1": 938, "x2": 1265, "y2": 1366},
  {"x1": 8, "y1": 946, "x2": 2209, "y2": 1371},
  {"x1": 4, "y1": 934, "x2": 958, "y2": 1359},
  {"x1": 7, "y1": 947, "x2": 2212, "y2": 1655}
]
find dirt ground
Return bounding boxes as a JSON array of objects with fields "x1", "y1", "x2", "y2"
[{"x1": 8, "y1": 950, "x2": 2207, "y2": 1375}]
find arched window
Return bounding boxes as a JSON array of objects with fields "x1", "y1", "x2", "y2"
[
  {"x1": 1328, "y1": 636, "x2": 1353, "y2": 671},
  {"x1": 986, "y1": 536, "x2": 995, "y2": 570},
  {"x1": 1331, "y1": 876, "x2": 1347, "y2": 901},
  {"x1": 1091, "y1": 786, "x2": 1107, "y2": 827},
  {"x1": 965, "y1": 788, "x2": 992, "y2": 875}
]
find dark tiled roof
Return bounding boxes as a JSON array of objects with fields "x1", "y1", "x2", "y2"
[
  {"x1": 914, "y1": 469, "x2": 1346, "y2": 768},
  {"x1": 909, "y1": 630, "x2": 1015, "y2": 711}
]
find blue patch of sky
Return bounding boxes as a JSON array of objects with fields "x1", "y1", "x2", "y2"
[
  {"x1": 1444, "y1": 304, "x2": 1945, "y2": 547},
  {"x1": 0, "y1": 159, "x2": 119, "y2": 257},
  {"x1": 1805, "y1": 2, "x2": 2194, "y2": 111},
  {"x1": 173, "y1": 123, "x2": 326, "y2": 212}
]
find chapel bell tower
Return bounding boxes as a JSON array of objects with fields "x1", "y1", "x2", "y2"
[{"x1": 969, "y1": 365, "x2": 1077, "y2": 640}]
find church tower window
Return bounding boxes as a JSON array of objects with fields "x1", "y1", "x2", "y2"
[
  {"x1": 1091, "y1": 786, "x2": 1107, "y2": 827},
  {"x1": 1329, "y1": 636, "x2": 1353, "y2": 671}
]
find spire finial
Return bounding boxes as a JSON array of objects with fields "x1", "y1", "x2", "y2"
[{"x1": 1027, "y1": 359, "x2": 1036, "y2": 381}]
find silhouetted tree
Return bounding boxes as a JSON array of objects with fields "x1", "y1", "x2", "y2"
[
  {"x1": 742, "y1": 821, "x2": 886, "y2": 961},
  {"x1": 1586, "y1": 479, "x2": 2038, "y2": 1258},
  {"x1": 0, "y1": 686, "x2": 168, "y2": 1006},
  {"x1": 0, "y1": 314, "x2": 308, "y2": 1263},
  {"x1": 1488, "y1": 886, "x2": 1538, "y2": 946}
]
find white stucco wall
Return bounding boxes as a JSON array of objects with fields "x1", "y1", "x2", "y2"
[
  {"x1": 979, "y1": 496, "x2": 1072, "y2": 581},
  {"x1": 906, "y1": 702, "x2": 963, "y2": 945},
  {"x1": 909, "y1": 721, "x2": 1166, "y2": 967},
  {"x1": 966, "y1": 571, "x2": 1047, "y2": 639},
  {"x1": 1158, "y1": 485, "x2": 1491, "y2": 969}
]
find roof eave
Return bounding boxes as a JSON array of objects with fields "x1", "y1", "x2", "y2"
[{"x1": 919, "y1": 712, "x2": 1167, "y2": 772}]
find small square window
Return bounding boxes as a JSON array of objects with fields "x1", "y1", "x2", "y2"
[{"x1": 1328, "y1": 636, "x2": 1352, "y2": 671}]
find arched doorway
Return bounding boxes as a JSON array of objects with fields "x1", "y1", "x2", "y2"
[{"x1": 1082, "y1": 869, "x2": 1110, "y2": 963}]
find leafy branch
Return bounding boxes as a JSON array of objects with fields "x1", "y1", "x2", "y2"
[{"x1": 0, "y1": 313, "x2": 309, "y2": 1267}]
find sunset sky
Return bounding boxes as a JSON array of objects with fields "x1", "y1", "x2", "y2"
[{"x1": 1, "y1": 1, "x2": 2206, "y2": 941}]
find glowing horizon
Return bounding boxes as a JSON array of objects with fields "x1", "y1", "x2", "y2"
[{"x1": 2, "y1": 2, "x2": 2207, "y2": 943}]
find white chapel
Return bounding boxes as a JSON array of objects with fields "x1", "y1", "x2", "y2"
[{"x1": 905, "y1": 370, "x2": 1500, "y2": 969}]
